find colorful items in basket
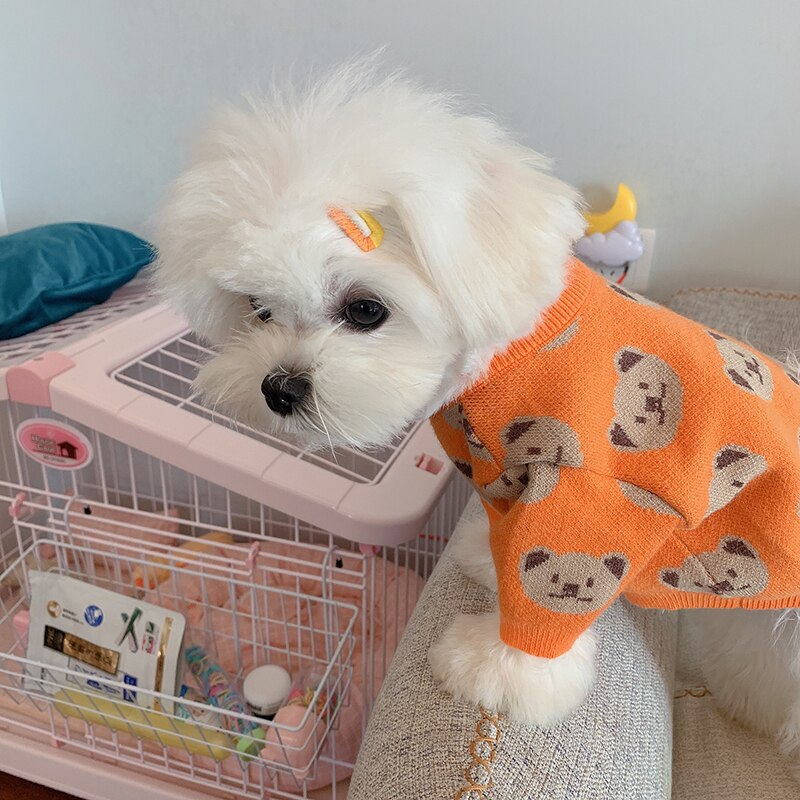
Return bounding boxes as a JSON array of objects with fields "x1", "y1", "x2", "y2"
[
  {"x1": 25, "y1": 571, "x2": 186, "y2": 714},
  {"x1": 131, "y1": 531, "x2": 235, "y2": 590},
  {"x1": 16, "y1": 593, "x2": 233, "y2": 760},
  {"x1": 53, "y1": 687, "x2": 233, "y2": 760},
  {"x1": 261, "y1": 671, "x2": 337, "y2": 780},
  {"x1": 175, "y1": 684, "x2": 224, "y2": 728},
  {"x1": 185, "y1": 642, "x2": 267, "y2": 758}
]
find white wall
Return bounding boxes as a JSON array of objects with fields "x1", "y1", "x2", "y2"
[{"x1": 1, "y1": 0, "x2": 798, "y2": 298}]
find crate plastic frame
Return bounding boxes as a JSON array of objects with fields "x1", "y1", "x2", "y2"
[{"x1": 3, "y1": 302, "x2": 455, "y2": 547}]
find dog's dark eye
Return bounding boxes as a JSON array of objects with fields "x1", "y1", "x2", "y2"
[
  {"x1": 248, "y1": 296, "x2": 272, "y2": 322},
  {"x1": 343, "y1": 299, "x2": 388, "y2": 330}
]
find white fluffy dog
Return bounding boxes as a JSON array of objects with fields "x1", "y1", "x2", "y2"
[{"x1": 153, "y1": 64, "x2": 800, "y2": 771}]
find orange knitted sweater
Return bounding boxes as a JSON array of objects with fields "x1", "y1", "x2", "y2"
[{"x1": 431, "y1": 260, "x2": 800, "y2": 658}]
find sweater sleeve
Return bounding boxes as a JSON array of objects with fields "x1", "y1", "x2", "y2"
[{"x1": 488, "y1": 465, "x2": 682, "y2": 658}]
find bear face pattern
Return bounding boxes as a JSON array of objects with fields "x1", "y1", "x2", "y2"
[
  {"x1": 481, "y1": 463, "x2": 564, "y2": 505},
  {"x1": 608, "y1": 348, "x2": 683, "y2": 451},
  {"x1": 453, "y1": 459, "x2": 473, "y2": 480},
  {"x1": 518, "y1": 547, "x2": 629, "y2": 614},
  {"x1": 541, "y1": 318, "x2": 580, "y2": 352},
  {"x1": 617, "y1": 480, "x2": 682, "y2": 517},
  {"x1": 481, "y1": 464, "x2": 529, "y2": 501},
  {"x1": 441, "y1": 403, "x2": 464, "y2": 430},
  {"x1": 462, "y1": 414, "x2": 493, "y2": 462},
  {"x1": 442, "y1": 403, "x2": 493, "y2": 463},
  {"x1": 707, "y1": 331, "x2": 774, "y2": 400},
  {"x1": 484, "y1": 417, "x2": 584, "y2": 505},
  {"x1": 705, "y1": 445, "x2": 767, "y2": 518},
  {"x1": 659, "y1": 536, "x2": 768, "y2": 597},
  {"x1": 502, "y1": 416, "x2": 584, "y2": 469}
]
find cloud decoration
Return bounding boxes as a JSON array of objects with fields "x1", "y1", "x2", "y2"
[{"x1": 576, "y1": 220, "x2": 644, "y2": 267}]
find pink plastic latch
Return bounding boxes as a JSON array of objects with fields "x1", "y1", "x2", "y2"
[
  {"x1": 7, "y1": 351, "x2": 75, "y2": 407},
  {"x1": 9, "y1": 492, "x2": 26, "y2": 519},
  {"x1": 415, "y1": 453, "x2": 444, "y2": 475},
  {"x1": 358, "y1": 543, "x2": 381, "y2": 557},
  {"x1": 246, "y1": 542, "x2": 261, "y2": 576}
]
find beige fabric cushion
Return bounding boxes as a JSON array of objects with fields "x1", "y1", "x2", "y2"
[
  {"x1": 666, "y1": 286, "x2": 800, "y2": 363},
  {"x1": 668, "y1": 286, "x2": 800, "y2": 799},
  {"x1": 672, "y1": 613, "x2": 799, "y2": 800},
  {"x1": 350, "y1": 497, "x2": 677, "y2": 800}
]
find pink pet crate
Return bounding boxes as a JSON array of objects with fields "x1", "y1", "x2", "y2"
[{"x1": 0, "y1": 283, "x2": 470, "y2": 799}]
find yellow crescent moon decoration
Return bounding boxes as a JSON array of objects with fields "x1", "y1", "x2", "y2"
[{"x1": 584, "y1": 183, "x2": 638, "y2": 236}]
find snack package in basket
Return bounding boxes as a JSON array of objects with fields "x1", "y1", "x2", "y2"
[{"x1": 25, "y1": 571, "x2": 186, "y2": 713}]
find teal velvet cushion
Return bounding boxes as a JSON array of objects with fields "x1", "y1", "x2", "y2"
[{"x1": 0, "y1": 222, "x2": 154, "y2": 340}]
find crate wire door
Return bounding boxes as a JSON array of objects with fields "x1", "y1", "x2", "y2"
[{"x1": 112, "y1": 330, "x2": 406, "y2": 486}]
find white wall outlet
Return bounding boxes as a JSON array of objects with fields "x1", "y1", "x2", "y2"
[{"x1": 587, "y1": 228, "x2": 655, "y2": 293}]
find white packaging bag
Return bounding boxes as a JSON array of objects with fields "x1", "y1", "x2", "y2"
[{"x1": 26, "y1": 571, "x2": 186, "y2": 712}]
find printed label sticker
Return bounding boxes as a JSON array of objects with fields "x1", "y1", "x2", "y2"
[{"x1": 16, "y1": 418, "x2": 93, "y2": 470}]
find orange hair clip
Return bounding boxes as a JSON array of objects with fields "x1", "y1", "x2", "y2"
[{"x1": 328, "y1": 207, "x2": 384, "y2": 252}]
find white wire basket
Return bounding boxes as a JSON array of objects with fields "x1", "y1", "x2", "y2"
[
  {"x1": 0, "y1": 290, "x2": 472, "y2": 798},
  {"x1": 0, "y1": 500, "x2": 359, "y2": 799}
]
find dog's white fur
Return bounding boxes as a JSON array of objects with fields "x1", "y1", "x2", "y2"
[
  {"x1": 429, "y1": 608, "x2": 598, "y2": 727},
  {"x1": 448, "y1": 514, "x2": 498, "y2": 593},
  {"x1": 434, "y1": 511, "x2": 598, "y2": 725},
  {"x1": 153, "y1": 62, "x2": 581, "y2": 449},
  {"x1": 692, "y1": 608, "x2": 800, "y2": 779},
  {"x1": 153, "y1": 62, "x2": 800, "y2": 768}
]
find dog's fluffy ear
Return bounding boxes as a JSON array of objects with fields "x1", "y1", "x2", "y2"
[{"x1": 387, "y1": 118, "x2": 585, "y2": 349}]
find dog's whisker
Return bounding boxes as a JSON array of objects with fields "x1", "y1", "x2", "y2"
[
  {"x1": 310, "y1": 390, "x2": 338, "y2": 461},
  {"x1": 320, "y1": 396, "x2": 381, "y2": 442},
  {"x1": 208, "y1": 376, "x2": 240, "y2": 426},
  {"x1": 312, "y1": 405, "x2": 361, "y2": 451}
]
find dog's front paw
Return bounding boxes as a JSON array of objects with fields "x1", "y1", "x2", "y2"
[
  {"x1": 449, "y1": 515, "x2": 497, "y2": 592},
  {"x1": 428, "y1": 611, "x2": 597, "y2": 727}
]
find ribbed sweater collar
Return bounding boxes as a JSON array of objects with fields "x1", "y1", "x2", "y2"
[{"x1": 462, "y1": 259, "x2": 594, "y2": 394}]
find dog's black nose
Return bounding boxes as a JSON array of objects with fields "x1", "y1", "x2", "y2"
[
  {"x1": 562, "y1": 583, "x2": 579, "y2": 598},
  {"x1": 260, "y1": 374, "x2": 310, "y2": 416}
]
